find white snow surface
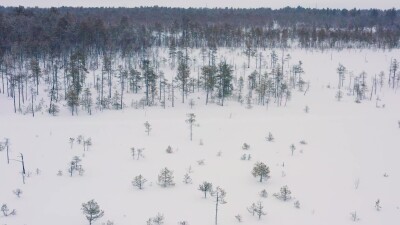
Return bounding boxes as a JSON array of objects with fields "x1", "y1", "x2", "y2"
[{"x1": 1, "y1": 48, "x2": 400, "y2": 225}]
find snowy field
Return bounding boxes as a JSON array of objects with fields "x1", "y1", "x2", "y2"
[{"x1": 1, "y1": 48, "x2": 400, "y2": 225}]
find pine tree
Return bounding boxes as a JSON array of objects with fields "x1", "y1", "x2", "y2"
[
  {"x1": 144, "y1": 121, "x2": 152, "y2": 136},
  {"x1": 216, "y1": 61, "x2": 233, "y2": 106},
  {"x1": 201, "y1": 65, "x2": 217, "y2": 105},
  {"x1": 132, "y1": 175, "x2": 147, "y2": 190},
  {"x1": 275, "y1": 185, "x2": 292, "y2": 201},
  {"x1": 198, "y1": 181, "x2": 213, "y2": 198},
  {"x1": 81, "y1": 200, "x2": 104, "y2": 225},
  {"x1": 211, "y1": 186, "x2": 227, "y2": 225},
  {"x1": 252, "y1": 162, "x2": 270, "y2": 182},
  {"x1": 176, "y1": 58, "x2": 190, "y2": 103},
  {"x1": 158, "y1": 167, "x2": 175, "y2": 187},
  {"x1": 186, "y1": 113, "x2": 196, "y2": 141}
]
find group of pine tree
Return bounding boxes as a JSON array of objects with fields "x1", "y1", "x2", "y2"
[{"x1": 0, "y1": 6, "x2": 399, "y2": 115}]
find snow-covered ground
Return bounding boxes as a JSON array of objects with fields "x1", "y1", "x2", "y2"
[{"x1": 1, "y1": 49, "x2": 400, "y2": 225}]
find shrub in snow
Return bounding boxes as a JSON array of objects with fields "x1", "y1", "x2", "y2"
[
  {"x1": 235, "y1": 214, "x2": 242, "y2": 222},
  {"x1": 147, "y1": 213, "x2": 164, "y2": 225},
  {"x1": 375, "y1": 199, "x2": 382, "y2": 211},
  {"x1": 183, "y1": 173, "x2": 192, "y2": 184},
  {"x1": 259, "y1": 189, "x2": 268, "y2": 198},
  {"x1": 197, "y1": 159, "x2": 205, "y2": 165},
  {"x1": 294, "y1": 200, "x2": 300, "y2": 208},
  {"x1": 242, "y1": 143, "x2": 250, "y2": 150},
  {"x1": 166, "y1": 146, "x2": 173, "y2": 154},
  {"x1": 13, "y1": 189, "x2": 22, "y2": 198},
  {"x1": 304, "y1": 105, "x2": 310, "y2": 113},
  {"x1": 266, "y1": 132, "x2": 274, "y2": 142},
  {"x1": 1, "y1": 204, "x2": 16, "y2": 216},
  {"x1": 350, "y1": 211, "x2": 360, "y2": 222}
]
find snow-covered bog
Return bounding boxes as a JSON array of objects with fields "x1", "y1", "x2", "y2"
[{"x1": 1, "y1": 49, "x2": 400, "y2": 225}]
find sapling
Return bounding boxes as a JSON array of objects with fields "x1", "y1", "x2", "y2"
[
  {"x1": 132, "y1": 175, "x2": 147, "y2": 190},
  {"x1": 235, "y1": 214, "x2": 242, "y2": 222},
  {"x1": 242, "y1": 143, "x2": 250, "y2": 150},
  {"x1": 211, "y1": 187, "x2": 227, "y2": 225},
  {"x1": 183, "y1": 173, "x2": 192, "y2": 184},
  {"x1": 290, "y1": 144, "x2": 296, "y2": 156},
  {"x1": 81, "y1": 200, "x2": 104, "y2": 225},
  {"x1": 375, "y1": 199, "x2": 382, "y2": 211},
  {"x1": 152, "y1": 213, "x2": 164, "y2": 225},
  {"x1": 13, "y1": 189, "x2": 23, "y2": 198},
  {"x1": 274, "y1": 185, "x2": 292, "y2": 201},
  {"x1": 158, "y1": 167, "x2": 175, "y2": 187},
  {"x1": 350, "y1": 211, "x2": 360, "y2": 222},
  {"x1": 294, "y1": 200, "x2": 300, "y2": 208},
  {"x1": 186, "y1": 113, "x2": 196, "y2": 141},
  {"x1": 69, "y1": 137, "x2": 75, "y2": 149},
  {"x1": 266, "y1": 132, "x2": 274, "y2": 142},
  {"x1": 166, "y1": 146, "x2": 173, "y2": 154},
  {"x1": 260, "y1": 189, "x2": 268, "y2": 198},
  {"x1": 144, "y1": 121, "x2": 152, "y2": 136},
  {"x1": 198, "y1": 181, "x2": 213, "y2": 198},
  {"x1": 252, "y1": 162, "x2": 270, "y2": 182},
  {"x1": 1, "y1": 204, "x2": 16, "y2": 216}
]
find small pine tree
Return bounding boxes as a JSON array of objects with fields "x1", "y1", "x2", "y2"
[
  {"x1": 186, "y1": 113, "x2": 196, "y2": 141},
  {"x1": 13, "y1": 189, "x2": 23, "y2": 198},
  {"x1": 81, "y1": 200, "x2": 104, "y2": 225},
  {"x1": 242, "y1": 143, "x2": 250, "y2": 150},
  {"x1": 247, "y1": 203, "x2": 256, "y2": 216},
  {"x1": 183, "y1": 173, "x2": 192, "y2": 184},
  {"x1": 254, "y1": 201, "x2": 267, "y2": 219},
  {"x1": 274, "y1": 185, "x2": 292, "y2": 201},
  {"x1": 290, "y1": 144, "x2": 296, "y2": 156},
  {"x1": 198, "y1": 181, "x2": 213, "y2": 198},
  {"x1": 144, "y1": 121, "x2": 152, "y2": 136},
  {"x1": 294, "y1": 200, "x2": 300, "y2": 208},
  {"x1": 166, "y1": 146, "x2": 173, "y2": 154},
  {"x1": 252, "y1": 162, "x2": 270, "y2": 182},
  {"x1": 132, "y1": 175, "x2": 147, "y2": 190},
  {"x1": 375, "y1": 199, "x2": 381, "y2": 211},
  {"x1": 259, "y1": 189, "x2": 268, "y2": 198},
  {"x1": 158, "y1": 167, "x2": 175, "y2": 187},
  {"x1": 266, "y1": 132, "x2": 274, "y2": 142},
  {"x1": 211, "y1": 186, "x2": 227, "y2": 225}
]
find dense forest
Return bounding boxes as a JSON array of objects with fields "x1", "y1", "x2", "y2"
[
  {"x1": 0, "y1": 6, "x2": 399, "y2": 54},
  {"x1": 0, "y1": 6, "x2": 399, "y2": 115}
]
